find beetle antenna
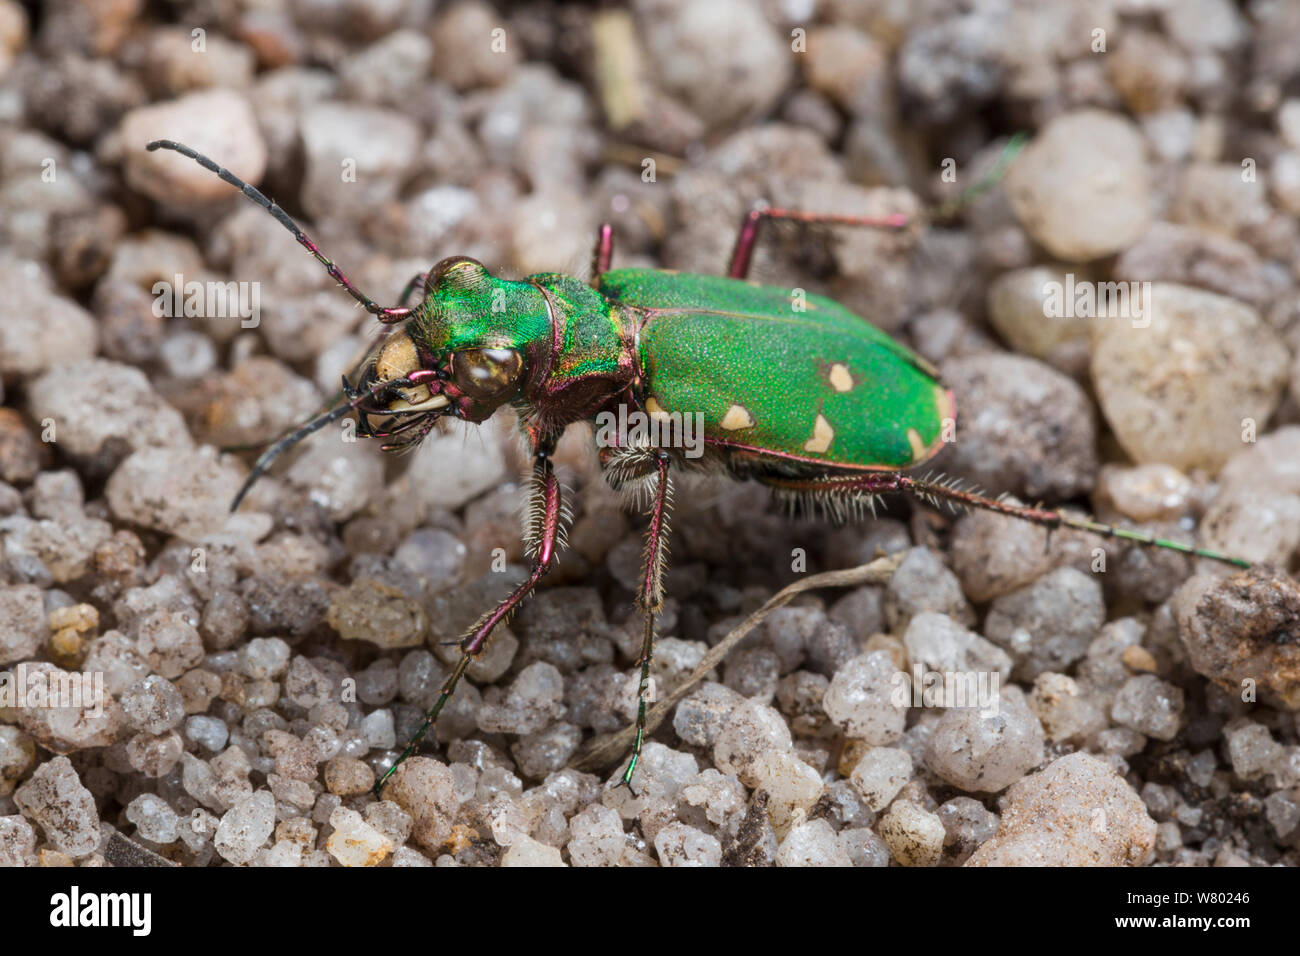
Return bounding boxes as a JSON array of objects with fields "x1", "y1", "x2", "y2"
[
  {"x1": 230, "y1": 377, "x2": 408, "y2": 512},
  {"x1": 145, "y1": 140, "x2": 412, "y2": 324}
]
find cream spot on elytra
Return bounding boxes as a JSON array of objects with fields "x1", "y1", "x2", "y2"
[
  {"x1": 720, "y1": 404, "x2": 755, "y2": 430},
  {"x1": 907, "y1": 427, "x2": 927, "y2": 461},
  {"x1": 803, "y1": 414, "x2": 834, "y2": 453},
  {"x1": 828, "y1": 363, "x2": 853, "y2": 392},
  {"x1": 935, "y1": 384, "x2": 953, "y2": 416}
]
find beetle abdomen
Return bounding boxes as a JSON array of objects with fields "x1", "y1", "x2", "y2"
[{"x1": 599, "y1": 269, "x2": 953, "y2": 470}]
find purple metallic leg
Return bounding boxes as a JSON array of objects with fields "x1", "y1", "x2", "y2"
[
  {"x1": 726, "y1": 205, "x2": 910, "y2": 280},
  {"x1": 592, "y1": 222, "x2": 615, "y2": 280},
  {"x1": 620, "y1": 451, "x2": 673, "y2": 792},
  {"x1": 373, "y1": 442, "x2": 568, "y2": 793}
]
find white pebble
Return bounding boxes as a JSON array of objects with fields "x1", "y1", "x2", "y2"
[
  {"x1": 214, "y1": 790, "x2": 275, "y2": 865},
  {"x1": 712, "y1": 699, "x2": 792, "y2": 786},
  {"x1": 822, "y1": 651, "x2": 907, "y2": 745},
  {"x1": 654, "y1": 822, "x2": 722, "y2": 867},
  {"x1": 501, "y1": 834, "x2": 566, "y2": 866},
  {"x1": 125, "y1": 793, "x2": 179, "y2": 844},
  {"x1": 879, "y1": 800, "x2": 946, "y2": 866},
  {"x1": 326, "y1": 806, "x2": 394, "y2": 867},
  {"x1": 775, "y1": 818, "x2": 851, "y2": 867},
  {"x1": 850, "y1": 747, "x2": 913, "y2": 811},
  {"x1": 184, "y1": 715, "x2": 230, "y2": 752}
]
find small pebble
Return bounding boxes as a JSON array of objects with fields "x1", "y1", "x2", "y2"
[
  {"x1": 1005, "y1": 110, "x2": 1152, "y2": 261},
  {"x1": 967, "y1": 753, "x2": 1156, "y2": 866},
  {"x1": 984, "y1": 568, "x2": 1105, "y2": 679},
  {"x1": 13, "y1": 756, "x2": 100, "y2": 857},
  {"x1": 326, "y1": 806, "x2": 393, "y2": 867},
  {"x1": 654, "y1": 822, "x2": 722, "y2": 867},
  {"x1": 327, "y1": 578, "x2": 426, "y2": 648},
  {"x1": 774, "y1": 817, "x2": 851, "y2": 867},
  {"x1": 712, "y1": 699, "x2": 792, "y2": 786},
  {"x1": 213, "y1": 790, "x2": 276, "y2": 865},
  {"x1": 184, "y1": 715, "x2": 229, "y2": 752},
  {"x1": 849, "y1": 747, "x2": 913, "y2": 811},
  {"x1": 822, "y1": 652, "x2": 907, "y2": 746},
  {"x1": 1091, "y1": 284, "x2": 1286, "y2": 472},
  {"x1": 386, "y1": 758, "x2": 460, "y2": 852},
  {"x1": 120, "y1": 675, "x2": 184, "y2": 735},
  {"x1": 125, "y1": 793, "x2": 179, "y2": 844},
  {"x1": 1111, "y1": 675, "x2": 1185, "y2": 742},
  {"x1": 878, "y1": 800, "x2": 946, "y2": 867},
  {"x1": 926, "y1": 686, "x2": 1046, "y2": 793}
]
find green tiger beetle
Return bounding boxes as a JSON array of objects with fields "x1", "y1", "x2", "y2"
[{"x1": 145, "y1": 138, "x2": 1250, "y2": 798}]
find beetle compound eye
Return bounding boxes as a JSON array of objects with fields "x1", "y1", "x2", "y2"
[
  {"x1": 451, "y1": 348, "x2": 522, "y2": 400},
  {"x1": 429, "y1": 256, "x2": 489, "y2": 293}
]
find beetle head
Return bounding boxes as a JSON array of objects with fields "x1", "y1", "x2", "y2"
[{"x1": 360, "y1": 256, "x2": 547, "y2": 428}]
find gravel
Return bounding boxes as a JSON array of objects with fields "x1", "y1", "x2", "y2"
[{"x1": 1, "y1": 0, "x2": 1298, "y2": 870}]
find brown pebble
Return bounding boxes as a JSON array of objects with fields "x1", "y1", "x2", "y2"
[
  {"x1": 48, "y1": 603, "x2": 98, "y2": 633},
  {"x1": 1121, "y1": 645, "x2": 1158, "y2": 674},
  {"x1": 0, "y1": 408, "x2": 43, "y2": 484},
  {"x1": 323, "y1": 756, "x2": 375, "y2": 796}
]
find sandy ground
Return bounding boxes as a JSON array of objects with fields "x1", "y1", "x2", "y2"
[{"x1": 1, "y1": 0, "x2": 1299, "y2": 867}]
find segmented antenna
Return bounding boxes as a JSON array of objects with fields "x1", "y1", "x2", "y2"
[{"x1": 145, "y1": 140, "x2": 411, "y2": 324}]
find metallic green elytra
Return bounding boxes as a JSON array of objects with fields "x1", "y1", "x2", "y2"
[
  {"x1": 144, "y1": 137, "x2": 1250, "y2": 800},
  {"x1": 599, "y1": 269, "x2": 953, "y2": 470},
  {"x1": 402, "y1": 260, "x2": 952, "y2": 470}
]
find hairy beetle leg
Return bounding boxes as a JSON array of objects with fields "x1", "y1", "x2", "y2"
[
  {"x1": 619, "y1": 451, "x2": 674, "y2": 794},
  {"x1": 721, "y1": 136, "x2": 1030, "y2": 281},
  {"x1": 762, "y1": 471, "x2": 1250, "y2": 570},
  {"x1": 374, "y1": 444, "x2": 567, "y2": 796}
]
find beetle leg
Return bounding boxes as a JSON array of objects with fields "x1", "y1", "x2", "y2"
[
  {"x1": 726, "y1": 205, "x2": 909, "y2": 280},
  {"x1": 762, "y1": 472, "x2": 1249, "y2": 569},
  {"x1": 373, "y1": 440, "x2": 568, "y2": 795},
  {"x1": 591, "y1": 222, "x2": 615, "y2": 281},
  {"x1": 621, "y1": 450, "x2": 673, "y2": 794},
  {"x1": 726, "y1": 137, "x2": 1030, "y2": 280},
  {"x1": 396, "y1": 271, "x2": 428, "y2": 306}
]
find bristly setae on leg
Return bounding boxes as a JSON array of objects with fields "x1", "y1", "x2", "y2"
[
  {"x1": 763, "y1": 472, "x2": 1250, "y2": 569},
  {"x1": 147, "y1": 133, "x2": 1249, "y2": 804}
]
